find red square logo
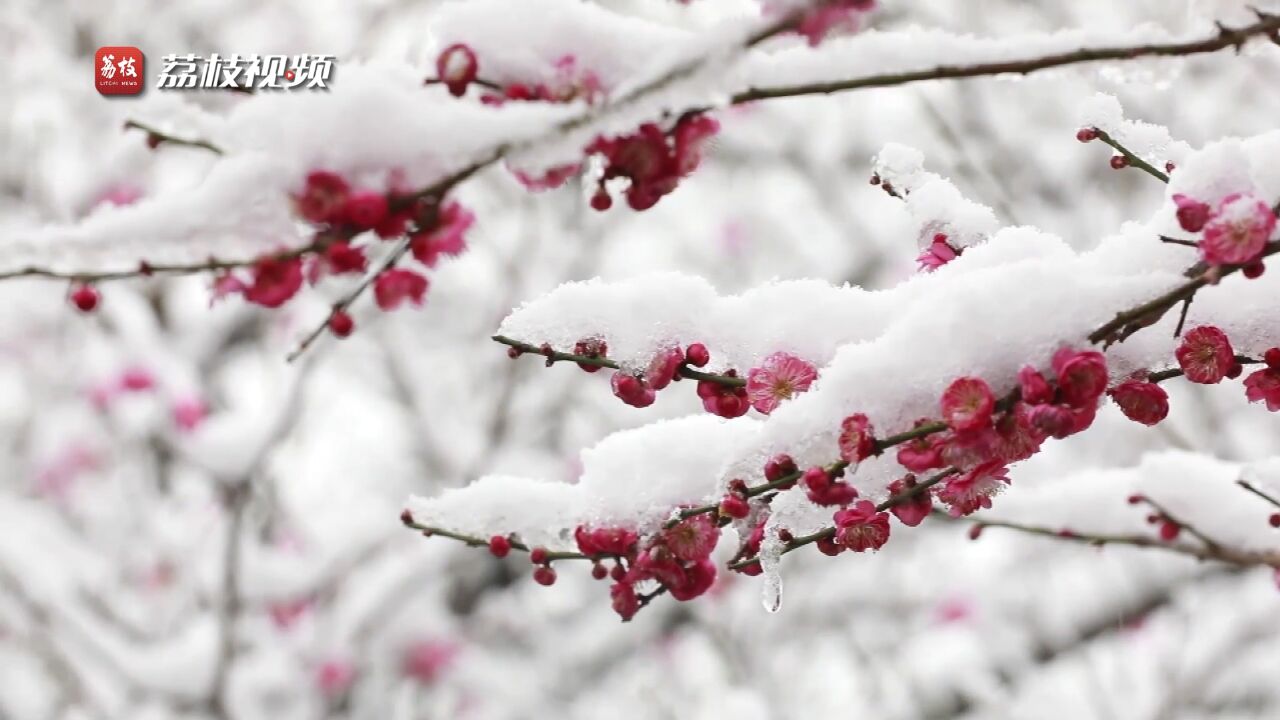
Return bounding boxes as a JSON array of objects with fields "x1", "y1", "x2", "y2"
[{"x1": 95, "y1": 47, "x2": 144, "y2": 95}]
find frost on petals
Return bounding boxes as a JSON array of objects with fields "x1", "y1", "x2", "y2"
[
  {"x1": 1107, "y1": 379, "x2": 1169, "y2": 425},
  {"x1": 1175, "y1": 326, "x2": 1235, "y2": 384},
  {"x1": 1199, "y1": 193, "x2": 1275, "y2": 267},
  {"x1": 746, "y1": 352, "x2": 818, "y2": 414},
  {"x1": 941, "y1": 377, "x2": 995, "y2": 431},
  {"x1": 373, "y1": 269, "x2": 429, "y2": 311}
]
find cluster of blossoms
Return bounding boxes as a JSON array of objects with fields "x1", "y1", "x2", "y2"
[
  {"x1": 435, "y1": 44, "x2": 602, "y2": 105},
  {"x1": 226, "y1": 171, "x2": 471, "y2": 336},
  {"x1": 1172, "y1": 192, "x2": 1277, "y2": 270},
  {"x1": 66, "y1": 171, "x2": 474, "y2": 336},
  {"x1": 489, "y1": 321, "x2": 1280, "y2": 621},
  {"x1": 585, "y1": 113, "x2": 720, "y2": 211},
  {"x1": 512, "y1": 339, "x2": 822, "y2": 418},
  {"x1": 1079, "y1": 126, "x2": 1277, "y2": 272},
  {"x1": 433, "y1": 43, "x2": 717, "y2": 208},
  {"x1": 1166, "y1": 324, "x2": 1280, "y2": 413},
  {"x1": 481, "y1": 344, "x2": 1142, "y2": 619},
  {"x1": 481, "y1": 514, "x2": 720, "y2": 622},
  {"x1": 481, "y1": 54, "x2": 603, "y2": 106},
  {"x1": 493, "y1": 276, "x2": 1280, "y2": 621}
]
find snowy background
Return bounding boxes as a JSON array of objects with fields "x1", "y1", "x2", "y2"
[{"x1": 2, "y1": 0, "x2": 1280, "y2": 718}]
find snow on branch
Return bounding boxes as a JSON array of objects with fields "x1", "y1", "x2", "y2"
[
  {"x1": 2, "y1": 4, "x2": 1276, "y2": 364},
  {"x1": 408, "y1": 116, "x2": 1280, "y2": 620}
]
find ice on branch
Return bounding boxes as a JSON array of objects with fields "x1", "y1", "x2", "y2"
[{"x1": 408, "y1": 416, "x2": 760, "y2": 547}]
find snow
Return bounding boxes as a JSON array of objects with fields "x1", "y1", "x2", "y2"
[
  {"x1": 6, "y1": 1, "x2": 1280, "y2": 718},
  {"x1": 984, "y1": 450, "x2": 1280, "y2": 555},
  {"x1": 429, "y1": 116, "x2": 1280, "y2": 601},
  {"x1": 1079, "y1": 92, "x2": 1193, "y2": 169},
  {"x1": 409, "y1": 415, "x2": 760, "y2": 546}
]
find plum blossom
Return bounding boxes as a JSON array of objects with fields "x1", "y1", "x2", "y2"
[
  {"x1": 1199, "y1": 193, "x2": 1275, "y2": 266},
  {"x1": 833, "y1": 500, "x2": 891, "y2": 551},
  {"x1": 1175, "y1": 325, "x2": 1236, "y2": 384},
  {"x1": 941, "y1": 377, "x2": 995, "y2": 431},
  {"x1": 244, "y1": 256, "x2": 304, "y2": 308},
  {"x1": 172, "y1": 397, "x2": 207, "y2": 432},
  {"x1": 373, "y1": 269, "x2": 429, "y2": 310},
  {"x1": 1051, "y1": 348, "x2": 1108, "y2": 409},
  {"x1": 747, "y1": 352, "x2": 818, "y2": 414},
  {"x1": 917, "y1": 234, "x2": 959, "y2": 272},
  {"x1": 939, "y1": 461, "x2": 1010, "y2": 516},
  {"x1": 795, "y1": 0, "x2": 876, "y2": 46},
  {"x1": 1173, "y1": 193, "x2": 1211, "y2": 233},
  {"x1": 436, "y1": 44, "x2": 478, "y2": 97},
  {"x1": 1244, "y1": 367, "x2": 1280, "y2": 411},
  {"x1": 661, "y1": 514, "x2": 719, "y2": 563},
  {"x1": 838, "y1": 413, "x2": 877, "y2": 463},
  {"x1": 293, "y1": 171, "x2": 349, "y2": 224},
  {"x1": 315, "y1": 658, "x2": 356, "y2": 698},
  {"x1": 402, "y1": 639, "x2": 458, "y2": 684},
  {"x1": 887, "y1": 475, "x2": 933, "y2": 527},
  {"x1": 1108, "y1": 379, "x2": 1170, "y2": 425},
  {"x1": 897, "y1": 420, "x2": 946, "y2": 471},
  {"x1": 696, "y1": 376, "x2": 749, "y2": 418},
  {"x1": 612, "y1": 372, "x2": 656, "y2": 408},
  {"x1": 410, "y1": 201, "x2": 474, "y2": 267}
]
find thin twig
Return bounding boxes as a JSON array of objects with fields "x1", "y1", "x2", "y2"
[
  {"x1": 123, "y1": 119, "x2": 223, "y2": 155},
  {"x1": 970, "y1": 516, "x2": 1280, "y2": 567},
  {"x1": 1095, "y1": 129, "x2": 1169, "y2": 183},
  {"x1": 1089, "y1": 240, "x2": 1280, "y2": 346},
  {"x1": 492, "y1": 334, "x2": 746, "y2": 387},
  {"x1": 1237, "y1": 479, "x2": 1280, "y2": 509},
  {"x1": 731, "y1": 14, "x2": 1280, "y2": 104},
  {"x1": 0, "y1": 245, "x2": 317, "y2": 283}
]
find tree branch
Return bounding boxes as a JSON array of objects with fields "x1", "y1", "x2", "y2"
[
  {"x1": 492, "y1": 334, "x2": 747, "y2": 387},
  {"x1": 1094, "y1": 129, "x2": 1170, "y2": 182},
  {"x1": 123, "y1": 119, "x2": 223, "y2": 155},
  {"x1": 967, "y1": 515, "x2": 1280, "y2": 567},
  {"x1": 731, "y1": 14, "x2": 1280, "y2": 104}
]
